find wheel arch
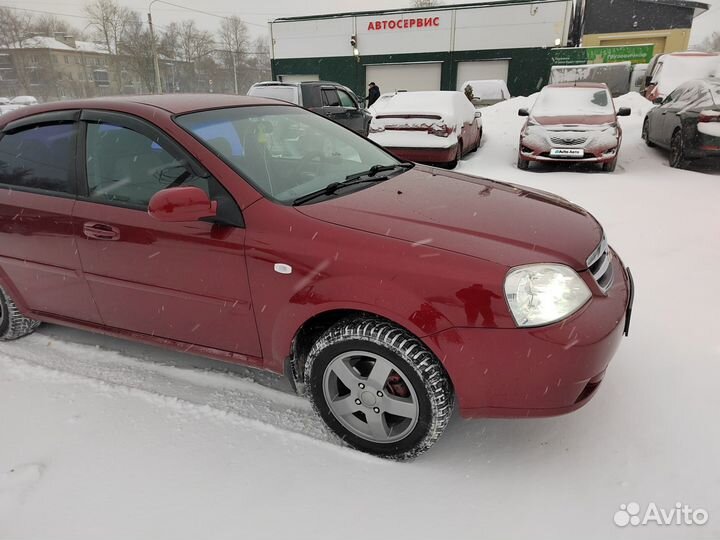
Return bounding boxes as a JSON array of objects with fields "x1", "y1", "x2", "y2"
[{"x1": 286, "y1": 306, "x2": 452, "y2": 394}]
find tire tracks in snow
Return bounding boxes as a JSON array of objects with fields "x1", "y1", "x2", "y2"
[{"x1": 0, "y1": 331, "x2": 339, "y2": 447}]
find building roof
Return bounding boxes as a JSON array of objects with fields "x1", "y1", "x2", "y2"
[
  {"x1": 272, "y1": 0, "x2": 569, "y2": 23},
  {"x1": 0, "y1": 36, "x2": 111, "y2": 54},
  {"x1": 637, "y1": 0, "x2": 709, "y2": 17},
  {"x1": 6, "y1": 36, "x2": 74, "y2": 51},
  {"x1": 75, "y1": 41, "x2": 110, "y2": 54}
]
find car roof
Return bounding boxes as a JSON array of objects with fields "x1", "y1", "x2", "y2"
[
  {"x1": 545, "y1": 82, "x2": 609, "y2": 89},
  {"x1": 23, "y1": 94, "x2": 279, "y2": 114},
  {"x1": 253, "y1": 80, "x2": 348, "y2": 87}
]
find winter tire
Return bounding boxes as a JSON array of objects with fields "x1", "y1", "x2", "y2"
[
  {"x1": 670, "y1": 130, "x2": 687, "y2": 169},
  {"x1": 0, "y1": 286, "x2": 41, "y2": 341},
  {"x1": 642, "y1": 118, "x2": 655, "y2": 147},
  {"x1": 305, "y1": 317, "x2": 453, "y2": 460},
  {"x1": 447, "y1": 141, "x2": 463, "y2": 169},
  {"x1": 517, "y1": 153, "x2": 530, "y2": 170}
]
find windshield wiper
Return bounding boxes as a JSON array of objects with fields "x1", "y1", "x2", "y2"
[
  {"x1": 345, "y1": 161, "x2": 414, "y2": 182},
  {"x1": 292, "y1": 175, "x2": 391, "y2": 206}
]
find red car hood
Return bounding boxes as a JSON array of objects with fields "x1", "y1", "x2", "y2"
[
  {"x1": 532, "y1": 114, "x2": 616, "y2": 126},
  {"x1": 296, "y1": 166, "x2": 603, "y2": 270}
]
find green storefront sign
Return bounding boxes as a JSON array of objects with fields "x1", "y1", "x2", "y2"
[{"x1": 551, "y1": 44, "x2": 654, "y2": 66}]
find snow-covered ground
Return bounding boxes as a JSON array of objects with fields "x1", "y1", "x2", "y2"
[{"x1": 2, "y1": 93, "x2": 720, "y2": 539}]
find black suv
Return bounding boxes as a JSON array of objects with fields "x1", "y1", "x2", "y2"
[{"x1": 247, "y1": 81, "x2": 372, "y2": 136}]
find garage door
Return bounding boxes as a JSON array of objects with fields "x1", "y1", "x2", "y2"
[
  {"x1": 455, "y1": 60, "x2": 509, "y2": 90},
  {"x1": 365, "y1": 63, "x2": 442, "y2": 93},
  {"x1": 278, "y1": 74, "x2": 319, "y2": 83}
]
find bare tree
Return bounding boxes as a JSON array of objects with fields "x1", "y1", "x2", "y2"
[
  {"x1": 177, "y1": 20, "x2": 214, "y2": 62},
  {"x1": 697, "y1": 31, "x2": 720, "y2": 52},
  {"x1": 117, "y1": 11, "x2": 156, "y2": 92},
  {"x1": 0, "y1": 7, "x2": 36, "y2": 94},
  {"x1": 159, "y1": 21, "x2": 181, "y2": 60},
  {"x1": 32, "y1": 15, "x2": 84, "y2": 40},
  {"x1": 85, "y1": 0, "x2": 136, "y2": 93},
  {"x1": 0, "y1": 7, "x2": 34, "y2": 49},
  {"x1": 218, "y1": 16, "x2": 249, "y2": 57},
  {"x1": 410, "y1": 0, "x2": 442, "y2": 7}
]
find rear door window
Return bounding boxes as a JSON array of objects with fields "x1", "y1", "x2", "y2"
[{"x1": 0, "y1": 122, "x2": 77, "y2": 194}]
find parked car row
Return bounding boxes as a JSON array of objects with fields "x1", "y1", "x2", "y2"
[{"x1": 0, "y1": 96, "x2": 39, "y2": 116}]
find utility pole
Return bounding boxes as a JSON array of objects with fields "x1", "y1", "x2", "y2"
[
  {"x1": 232, "y1": 51, "x2": 238, "y2": 94},
  {"x1": 148, "y1": 1, "x2": 162, "y2": 93}
]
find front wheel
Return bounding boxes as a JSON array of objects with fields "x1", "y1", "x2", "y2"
[
  {"x1": 642, "y1": 118, "x2": 655, "y2": 147},
  {"x1": 305, "y1": 318, "x2": 454, "y2": 460},
  {"x1": 0, "y1": 286, "x2": 41, "y2": 340},
  {"x1": 602, "y1": 157, "x2": 617, "y2": 172}
]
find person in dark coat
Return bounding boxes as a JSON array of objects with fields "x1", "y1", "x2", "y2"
[{"x1": 366, "y1": 82, "x2": 381, "y2": 107}]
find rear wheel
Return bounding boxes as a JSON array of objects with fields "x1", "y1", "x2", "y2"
[
  {"x1": 517, "y1": 153, "x2": 530, "y2": 170},
  {"x1": 670, "y1": 129, "x2": 688, "y2": 169},
  {"x1": 305, "y1": 317, "x2": 454, "y2": 460},
  {"x1": 642, "y1": 118, "x2": 655, "y2": 147},
  {"x1": 0, "y1": 286, "x2": 41, "y2": 341},
  {"x1": 447, "y1": 141, "x2": 463, "y2": 169}
]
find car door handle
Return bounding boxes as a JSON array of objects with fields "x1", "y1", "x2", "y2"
[{"x1": 83, "y1": 222, "x2": 120, "y2": 241}]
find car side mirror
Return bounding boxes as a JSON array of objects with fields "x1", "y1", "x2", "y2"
[
  {"x1": 653, "y1": 97, "x2": 663, "y2": 105},
  {"x1": 518, "y1": 108, "x2": 529, "y2": 117},
  {"x1": 474, "y1": 110, "x2": 483, "y2": 118},
  {"x1": 617, "y1": 107, "x2": 631, "y2": 116},
  {"x1": 148, "y1": 186, "x2": 217, "y2": 223}
]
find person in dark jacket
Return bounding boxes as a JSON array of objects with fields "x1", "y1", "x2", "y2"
[{"x1": 366, "y1": 82, "x2": 381, "y2": 107}]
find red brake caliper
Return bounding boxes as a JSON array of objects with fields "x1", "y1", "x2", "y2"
[{"x1": 386, "y1": 372, "x2": 410, "y2": 398}]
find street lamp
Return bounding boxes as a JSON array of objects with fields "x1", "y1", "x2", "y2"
[{"x1": 147, "y1": 0, "x2": 163, "y2": 93}]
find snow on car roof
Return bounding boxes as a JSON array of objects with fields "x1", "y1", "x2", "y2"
[
  {"x1": 532, "y1": 85, "x2": 614, "y2": 117},
  {"x1": 653, "y1": 54, "x2": 720, "y2": 97},
  {"x1": 371, "y1": 91, "x2": 469, "y2": 116}
]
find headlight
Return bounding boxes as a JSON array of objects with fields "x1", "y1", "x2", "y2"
[{"x1": 504, "y1": 264, "x2": 591, "y2": 327}]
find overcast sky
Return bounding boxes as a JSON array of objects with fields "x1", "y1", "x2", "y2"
[{"x1": 2, "y1": 0, "x2": 718, "y2": 46}]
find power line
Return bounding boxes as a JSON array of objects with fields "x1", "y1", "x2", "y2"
[
  {"x1": 0, "y1": 2, "x2": 269, "y2": 29},
  {"x1": 148, "y1": 0, "x2": 268, "y2": 27},
  {"x1": 0, "y1": 4, "x2": 91, "y2": 20}
]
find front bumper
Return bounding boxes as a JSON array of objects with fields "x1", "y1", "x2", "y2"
[
  {"x1": 425, "y1": 251, "x2": 632, "y2": 418},
  {"x1": 519, "y1": 131, "x2": 620, "y2": 164}
]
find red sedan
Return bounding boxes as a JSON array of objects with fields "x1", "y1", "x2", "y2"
[
  {"x1": 369, "y1": 91, "x2": 482, "y2": 168},
  {"x1": 0, "y1": 95, "x2": 633, "y2": 459}
]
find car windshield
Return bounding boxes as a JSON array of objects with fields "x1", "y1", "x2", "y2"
[
  {"x1": 247, "y1": 85, "x2": 299, "y2": 104},
  {"x1": 532, "y1": 87, "x2": 614, "y2": 116},
  {"x1": 175, "y1": 105, "x2": 399, "y2": 203}
]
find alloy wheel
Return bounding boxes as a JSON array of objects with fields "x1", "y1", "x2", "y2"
[{"x1": 322, "y1": 350, "x2": 420, "y2": 443}]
